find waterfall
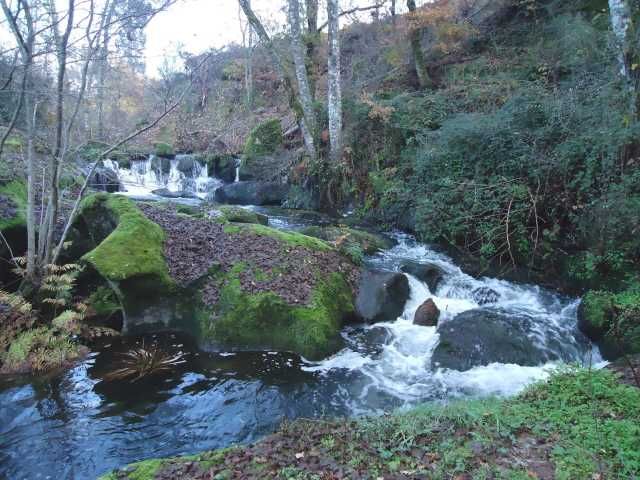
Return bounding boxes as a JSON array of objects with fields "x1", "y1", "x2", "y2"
[
  {"x1": 234, "y1": 158, "x2": 241, "y2": 183},
  {"x1": 102, "y1": 154, "x2": 223, "y2": 199}
]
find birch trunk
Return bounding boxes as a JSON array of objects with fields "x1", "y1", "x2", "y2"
[
  {"x1": 288, "y1": 0, "x2": 317, "y2": 157},
  {"x1": 327, "y1": 0, "x2": 343, "y2": 162}
]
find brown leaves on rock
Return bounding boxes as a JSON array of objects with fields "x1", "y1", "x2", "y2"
[{"x1": 139, "y1": 203, "x2": 359, "y2": 308}]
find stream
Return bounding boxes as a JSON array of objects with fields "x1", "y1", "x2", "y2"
[{"x1": 0, "y1": 158, "x2": 603, "y2": 479}]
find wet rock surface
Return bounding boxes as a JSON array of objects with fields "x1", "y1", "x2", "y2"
[
  {"x1": 213, "y1": 181, "x2": 289, "y2": 206},
  {"x1": 355, "y1": 270, "x2": 410, "y2": 323},
  {"x1": 414, "y1": 298, "x2": 440, "y2": 327},
  {"x1": 431, "y1": 308, "x2": 560, "y2": 371},
  {"x1": 400, "y1": 261, "x2": 445, "y2": 292}
]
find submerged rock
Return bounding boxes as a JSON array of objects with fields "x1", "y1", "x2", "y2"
[
  {"x1": 414, "y1": 298, "x2": 440, "y2": 326},
  {"x1": 356, "y1": 270, "x2": 410, "y2": 323},
  {"x1": 431, "y1": 309, "x2": 556, "y2": 371},
  {"x1": 400, "y1": 261, "x2": 445, "y2": 292},
  {"x1": 472, "y1": 286, "x2": 500, "y2": 305},
  {"x1": 213, "y1": 181, "x2": 289, "y2": 206}
]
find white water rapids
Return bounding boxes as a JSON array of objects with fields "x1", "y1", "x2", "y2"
[{"x1": 302, "y1": 233, "x2": 603, "y2": 409}]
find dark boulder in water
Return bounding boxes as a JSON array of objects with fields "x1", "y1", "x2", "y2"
[
  {"x1": 414, "y1": 298, "x2": 440, "y2": 327},
  {"x1": 400, "y1": 261, "x2": 445, "y2": 292},
  {"x1": 472, "y1": 286, "x2": 500, "y2": 305},
  {"x1": 152, "y1": 188, "x2": 198, "y2": 199},
  {"x1": 89, "y1": 166, "x2": 121, "y2": 193},
  {"x1": 213, "y1": 181, "x2": 289, "y2": 206},
  {"x1": 176, "y1": 154, "x2": 196, "y2": 174},
  {"x1": 356, "y1": 270, "x2": 410, "y2": 323},
  {"x1": 431, "y1": 308, "x2": 557, "y2": 371}
]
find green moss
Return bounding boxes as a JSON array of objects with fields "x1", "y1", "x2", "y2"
[
  {"x1": 88, "y1": 286, "x2": 122, "y2": 317},
  {"x1": 244, "y1": 118, "x2": 282, "y2": 160},
  {"x1": 80, "y1": 194, "x2": 172, "y2": 287},
  {"x1": 0, "y1": 179, "x2": 27, "y2": 231},
  {"x1": 224, "y1": 223, "x2": 332, "y2": 251},
  {"x1": 106, "y1": 458, "x2": 164, "y2": 480},
  {"x1": 4, "y1": 135, "x2": 23, "y2": 152},
  {"x1": 218, "y1": 206, "x2": 268, "y2": 225},
  {"x1": 204, "y1": 268, "x2": 352, "y2": 359},
  {"x1": 301, "y1": 226, "x2": 393, "y2": 255},
  {"x1": 580, "y1": 291, "x2": 615, "y2": 338},
  {"x1": 154, "y1": 142, "x2": 174, "y2": 158},
  {"x1": 1, "y1": 326, "x2": 80, "y2": 374}
]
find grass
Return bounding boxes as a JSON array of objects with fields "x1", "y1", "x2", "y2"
[
  {"x1": 0, "y1": 179, "x2": 27, "y2": 231},
  {"x1": 0, "y1": 326, "x2": 82, "y2": 374},
  {"x1": 99, "y1": 368, "x2": 640, "y2": 479},
  {"x1": 79, "y1": 194, "x2": 173, "y2": 287}
]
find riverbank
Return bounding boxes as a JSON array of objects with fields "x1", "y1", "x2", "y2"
[{"x1": 99, "y1": 367, "x2": 640, "y2": 480}]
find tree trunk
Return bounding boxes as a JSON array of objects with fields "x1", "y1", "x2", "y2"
[
  {"x1": 305, "y1": 0, "x2": 320, "y2": 99},
  {"x1": 97, "y1": 0, "x2": 116, "y2": 141},
  {"x1": 238, "y1": 0, "x2": 313, "y2": 157},
  {"x1": 407, "y1": 0, "x2": 432, "y2": 89},
  {"x1": 608, "y1": 0, "x2": 640, "y2": 117},
  {"x1": 41, "y1": 0, "x2": 76, "y2": 265},
  {"x1": 327, "y1": 0, "x2": 343, "y2": 162},
  {"x1": 288, "y1": 0, "x2": 317, "y2": 157}
]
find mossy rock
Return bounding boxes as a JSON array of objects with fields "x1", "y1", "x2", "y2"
[
  {"x1": 78, "y1": 194, "x2": 172, "y2": 287},
  {"x1": 579, "y1": 287, "x2": 640, "y2": 359},
  {"x1": 0, "y1": 326, "x2": 84, "y2": 374},
  {"x1": 218, "y1": 205, "x2": 268, "y2": 225},
  {"x1": 98, "y1": 449, "x2": 232, "y2": 479},
  {"x1": 0, "y1": 179, "x2": 27, "y2": 232},
  {"x1": 301, "y1": 225, "x2": 394, "y2": 257},
  {"x1": 224, "y1": 223, "x2": 333, "y2": 251},
  {"x1": 154, "y1": 142, "x2": 175, "y2": 158},
  {"x1": 244, "y1": 118, "x2": 282, "y2": 161},
  {"x1": 202, "y1": 267, "x2": 354, "y2": 360}
]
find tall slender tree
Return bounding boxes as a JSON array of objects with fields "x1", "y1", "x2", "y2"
[
  {"x1": 327, "y1": 0, "x2": 343, "y2": 162},
  {"x1": 407, "y1": 0, "x2": 432, "y2": 89}
]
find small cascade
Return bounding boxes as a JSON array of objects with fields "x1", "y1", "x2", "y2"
[
  {"x1": 103, "y1": 154, "x2": 223, "y2": 199},
  {"x1": 234, "y1": 158, "x2": 241, "y2": 183}
]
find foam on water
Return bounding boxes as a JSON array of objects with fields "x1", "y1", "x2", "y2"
[{"x1": 304, "y1": 232, "x2": 602, "y2": 405}]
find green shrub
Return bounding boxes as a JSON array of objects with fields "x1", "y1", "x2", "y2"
[
  {"x1": 244, "y1": 119, "x2": 282, "y2": 160},
  {"x1": 154, "y1": 142, "x2": 174, "y2": 158}
]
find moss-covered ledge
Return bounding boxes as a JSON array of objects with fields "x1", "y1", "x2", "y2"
[
  {"x1": 78, "y1": 194, "x2": 172, "y2": 287},
  {"x1": 202, "y1": 266, "x2": 354, "y2": 359}
]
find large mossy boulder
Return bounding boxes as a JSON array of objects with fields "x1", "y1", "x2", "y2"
[
  {"x1": 69, "y1": 195, "x2": 359, "y2": 360},
  {"x1": 578, "y1": 288, "x2": 640, "y2": 359},
  {"x1": 431, "y1": 308, "x2": 572, "y2": 371},
  {"x1": 213, "y1": 181, "x2": 289, "y2": 205},
  {"x1": 355, "y1": 270, "x2": 410, "y2": 323},
  {"x1": 205, "y1": 266, "x2": 354, "y2": 359}
]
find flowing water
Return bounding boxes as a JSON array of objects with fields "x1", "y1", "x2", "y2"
[
  {"x1": 0, "y1": 202, "x2": 602, "y2": 479},
  {"x1": 104, "y1": 155, "x2": 221, "y2": 200}
]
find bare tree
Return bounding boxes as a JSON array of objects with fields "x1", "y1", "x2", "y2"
[
  {"x1": 327, "y1": 0, "x2": 343, "y2": 162},
  {"x1": 288, "y1": 0, "x2": 317, "y2": 157},
  {"x1": 238, "y1": 0, "x2": 316, "y2": 159},
  {"x1": 0, "y1": 0, "x2": 37, "y2": 279}
]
